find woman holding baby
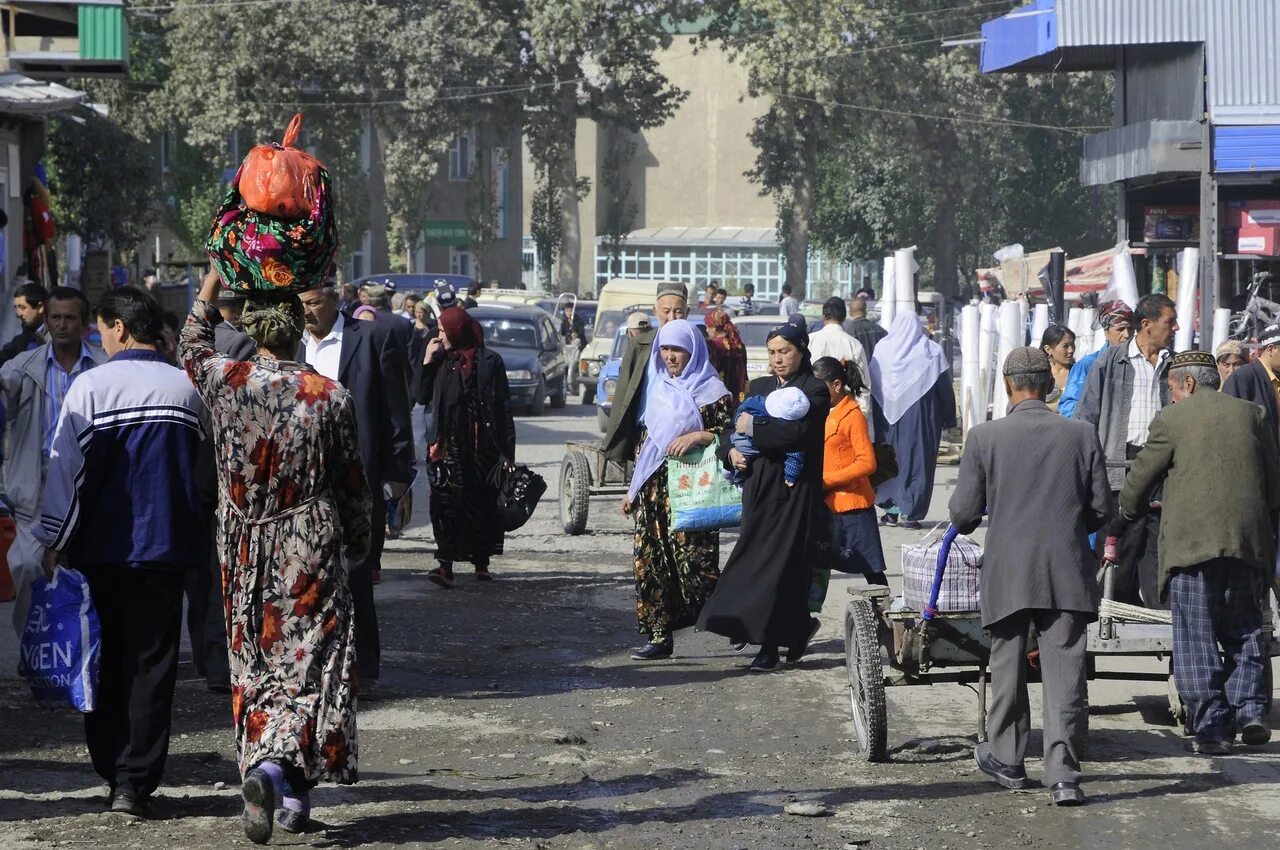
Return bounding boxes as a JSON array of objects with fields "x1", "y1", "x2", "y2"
[
  {"x1": 622, "y1": 320, "x2": 734, "y2": 661},
  {"x1": 697, "y1": 321, "x2": 831, "y2": 672}
]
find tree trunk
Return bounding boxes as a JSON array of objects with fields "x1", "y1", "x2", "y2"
[
  {"x1": 932, "y1": 133, "x2": 960, "y2": 300},
  {"x1": 553, "y1": 96, "x2": 581, "y2": 295},
  {"x1": 367, "y1": 116, "x2": 391, "y2": 275},
  {"x1": 784, "y1": 132, "x2": 818, "y2": 300}
]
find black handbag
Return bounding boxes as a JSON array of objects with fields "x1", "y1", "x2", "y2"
[
  {"x1": 869, "y1": 442, "x2": 898, "y2": 488},
  {"x1": 483, "y1": 421, "x2": 547, "y2": 532}
]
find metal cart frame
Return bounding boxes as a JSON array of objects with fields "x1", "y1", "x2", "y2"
[{"x1": 558, "y1": 441, "x2": 633, "y2": 535}]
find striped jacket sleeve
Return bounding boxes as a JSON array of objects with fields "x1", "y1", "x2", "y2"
[{"x1": 35, "y1": 377, "x2": 97, "y2": 551}]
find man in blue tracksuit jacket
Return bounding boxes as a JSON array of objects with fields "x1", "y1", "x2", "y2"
[{"x1": 36, "y1": 287, "x2": 205, "y2": 818}]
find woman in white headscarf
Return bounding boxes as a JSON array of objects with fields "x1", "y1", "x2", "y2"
[
  {"x1": 622, "y1": 319, "x2": 733, "y2": 660},
  {"x1": 870, "y1": 312, "x2": 956, "y2": 530}
]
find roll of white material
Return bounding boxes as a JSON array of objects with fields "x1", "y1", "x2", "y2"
[
  {"x1": 991, "y1": 301, "x2": 1022, "y2": 420},
  {"x1": 1017, "y1": 298, "x2": 1029, "y2": 346},
  {"x1": 1075, "y1": 308, "x2": 1097, "y2": 354},
  {"x1": 894, "y1": 247, "x2": 919, "y2": 319},
  {"x1": 1174, "y1": 248, "x2": 1199, "y2": 351},
  {"x1": 1212, "y1": 308, "x2": 1231, "y2": 351},
  {"x1": 1108, "y1": 247, "x2": 1140, "y2": 309},
  {"x1": 880, "y1": 256, "x2": 897, "y2": 330},
  {"x1": 1030, "y1": 303, "x2": 1050, "y2": 348},
  {"x1": 960, "y1": 304, "x2": 981, "y2": 431},
  {"x1": 978, "y1": 302, "x2": 998, "y2": 423}
]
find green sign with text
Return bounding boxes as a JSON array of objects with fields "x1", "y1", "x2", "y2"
[{"x1": 424, "y1": 221, "x2": 470, "y2": 246}]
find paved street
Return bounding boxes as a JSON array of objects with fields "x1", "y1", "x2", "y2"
[{"x1": 0, "y1": 402, "x2": 1277, "y2": 849}]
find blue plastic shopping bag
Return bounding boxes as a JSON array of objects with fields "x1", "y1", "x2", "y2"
[
  {"x1": 20, "y1": 567, "x2": 100, "y2": 712},
  {"x1": 668, "y1": 445, "x2": 743, "y2": 532}
]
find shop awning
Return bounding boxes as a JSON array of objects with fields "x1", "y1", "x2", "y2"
[
  {"x1": 0, "y1": 73, "x2": 86, "y2": 116},
  {"x1": 976, "y1": 245, "x2": 1147, "y2": 302}
]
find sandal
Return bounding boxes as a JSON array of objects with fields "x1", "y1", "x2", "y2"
[{"x1": 427, "y1": 567, "x2": 454, "y2": 588}]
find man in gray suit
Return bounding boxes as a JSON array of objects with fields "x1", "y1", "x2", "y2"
[{"x1": 950, "y1": 346, "x2": 1113, "y2": 806}]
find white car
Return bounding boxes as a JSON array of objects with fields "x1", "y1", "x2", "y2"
[{"x1": 732, "y1": 314, "x2": 786, "y2": 382}]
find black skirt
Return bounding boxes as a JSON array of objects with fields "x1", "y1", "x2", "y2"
[{"x1": 826, "y1": 506, "x2": 887, "y2": 575}]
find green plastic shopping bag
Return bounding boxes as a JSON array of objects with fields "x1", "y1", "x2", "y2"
[{"x1": 667, "y1": 445, "x2": 742, "y2": 532}]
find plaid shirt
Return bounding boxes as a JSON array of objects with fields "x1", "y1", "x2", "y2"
[
  {"x1": 1125, "y1": 337, "x2": 1169, "y2": 446},
  {"x1": 43, "y1": 342, "x2": 95, "y2": 456}
]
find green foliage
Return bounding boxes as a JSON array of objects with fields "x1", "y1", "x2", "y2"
[
  {"x1": 44, "y1": 116, "x2": 157, "y2": 249},
  {"x1": 599, "y1": 129, "x2": 639, "y2": 280}
]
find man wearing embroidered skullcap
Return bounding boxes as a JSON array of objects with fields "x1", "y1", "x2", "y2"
[
  {"x1": 602, "y1": 281, "x2": 689, "y2": 464},
  {"x1": 1223, "y1": 323, "x2": 1280, "y2": 441},
  {"x1": 950, "y1": 346, "x2": 1112, "y2": 807},
  {"x1": 1120, "y1": 349, "x2": 1280, "y2": 756}
]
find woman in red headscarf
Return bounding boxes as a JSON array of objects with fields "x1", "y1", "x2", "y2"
[
  {"x1": 704, "y1": 307, "x2": 749, "y2": 403},
  {"x1": 417, "y1": 306, "x2": 515, "y2": 586}
]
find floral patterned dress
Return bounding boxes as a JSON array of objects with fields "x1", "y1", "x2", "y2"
[
  {"x1": 179, "y1": 304, "x2": 371, "y2": 785},
  {"x1": 632, "y1": 396, "x2": 734, "y2": 641}
]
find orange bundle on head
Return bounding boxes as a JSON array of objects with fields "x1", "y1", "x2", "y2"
[{"x1": 238, "y1": 113, "x2": 323, "y2": 219}]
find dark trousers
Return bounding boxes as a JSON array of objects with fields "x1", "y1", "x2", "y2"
[
  {"x1": 987, "y1": 609, "x2": 1090, "y2": 787},
  {"x1": 1101, "y1": 492, "x2": 1163, "y2": 609},
  {"x1": 1170, "y1": 559, "x2": 1267, "y2": 741},
  {"x1": 345, "y1": 509, "x2": 385, "y2": 682},
  {"x1": 183, "y1": 541, "x2": 229, "y2": 688},
  {"x1": 83, "y1": 567, "x2": 186, "y2": 797}
]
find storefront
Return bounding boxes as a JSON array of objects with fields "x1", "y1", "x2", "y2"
[{"x1": 979, "y1": 0, "x2": 1280, "y2": 347}]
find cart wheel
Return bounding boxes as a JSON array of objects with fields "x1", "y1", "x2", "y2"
[
  {"x1": 559, "y1": 451, "x2": 591, "y2": 535},
  {"x1": 845, "y1": 597, "x2": 888, "y2": 762}
]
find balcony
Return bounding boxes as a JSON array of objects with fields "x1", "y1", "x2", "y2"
[{"x1": 2, "y1": 1, "x2": 128, "y2": 79}]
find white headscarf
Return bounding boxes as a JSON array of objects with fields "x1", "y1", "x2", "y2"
[{"x1": 870, "y1": 312, "x2": 949, "y2": 425}]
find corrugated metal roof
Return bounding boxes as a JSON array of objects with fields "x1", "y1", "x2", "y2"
[
  {"x1": 621, "y1": 226, "x2": 781, "y2": 249},
  {"x1": 0, "y1": 73, "x2": 85, "y2": 115},
  {"x1": 985, "y1": 0, "x2": 1280, "y2": 122},
  {"x1": 1215, "y1": 126, "x2": 1280, "y2": 172}
]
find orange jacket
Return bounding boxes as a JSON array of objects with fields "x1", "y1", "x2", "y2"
[{"x1": 823, "y1": 393, "x2": 877, "y2": 513}]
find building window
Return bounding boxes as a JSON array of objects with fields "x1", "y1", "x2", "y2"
[
  {"x1": 450, "y1": 247, "x2": 474, "y2": 278},
  {"x1": 449, "y1": 131, "x2": 475, "y2": 181}
]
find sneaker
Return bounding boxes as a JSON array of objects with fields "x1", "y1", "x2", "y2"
[
  {"x1": 241, "y1": 767, "x2": 277, "y2": 845},
  {"x1": 427, "y1": 567, "x2": 454, "y2": 588},
  {"x1": 973, "y1": 742, "x2": 1034, "y2": 790},
  {"x1": 785, "y1": 617, "x2": 822, "y2": 663},
  {"x1": 1239, "y1": 718, "x2": 1271, "y2": 747},
  {"x1": 730, "y1": 641, "x2": 750, "y2": 653},
  {"x1": 749, "y1": 646, "x2": 780, "y2": 672},
  {"x1": 899, "y1": 519, "x2": 922, "y2": 530},
  {"x1": 630, "y1": 640, "x2": 673, "y2": 661},
  {"x1": 1189, "y1": 737, "x2": 1231, "y2": 756}
]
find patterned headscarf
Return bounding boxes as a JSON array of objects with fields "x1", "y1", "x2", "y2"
[
  {"x1": 241, "y1": 293, "x2": 305, "y2": 350},
  {"x1": 704, "y1": 307, "x2": 744, "y2": 351},
  {"x1": 1098, "y1": 299, "x2": 1134, "y2": 330}
]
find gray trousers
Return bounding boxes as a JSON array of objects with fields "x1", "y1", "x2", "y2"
[{"x1": 987, "y1": 609, "x2": 1090, "y2": 786}]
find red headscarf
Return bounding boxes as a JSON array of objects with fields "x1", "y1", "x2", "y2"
[
  {"x1": 438, "y1": 306, "x2": 483, "y2": 374},
  {"x1": 704, "y1": 307, "x2": 744, "y2": 352}
]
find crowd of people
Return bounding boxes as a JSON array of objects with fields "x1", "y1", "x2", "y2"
[{"x1": 2, "y1": 266, "x2": 1276, "y2": 831}]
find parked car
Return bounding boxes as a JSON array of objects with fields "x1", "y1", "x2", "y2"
[
  {"x1": 578, "y1": 278, "x2": 696, "y2": 405},
  {"x1": 469, "y1": 304, "x2": 569, "y2": 416},
  {"x1": 353, "y1": 273, "x2": 472, "y2": 294},
  {"x1": 541, "y1": 296, "x2": 598, "y2": 395},
  {"x1": 733, "y1": 314, "x2": 787, "y2": 383}
]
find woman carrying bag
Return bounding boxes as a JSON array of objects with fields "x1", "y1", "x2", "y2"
[
  {"x1": 622, "y1": 319, "x2": 733, "y2": 660},
  {"x1": 813, "y1": 357, "x2": 888, "y2": 603},
  {"x1": 418, "y1": 306, "x2": 516, "y2": 587}
]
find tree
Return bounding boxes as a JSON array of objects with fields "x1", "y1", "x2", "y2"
[
  {"x1": 155, "y1": 0, "x2": 506, "y2": 274},
  {"x1": 44, "y1": 116, "x2": 157, "y2": 250},
  {"x1": 514, "y1": 0, "x2": 690, "y2": 292},
  {"x1": 598, "y1": 126, "x2": 639, "y2": 282}
]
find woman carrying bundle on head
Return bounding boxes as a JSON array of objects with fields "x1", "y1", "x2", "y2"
[{"x1": 179, "y1": 270, "x2": 372, "y2": 844}]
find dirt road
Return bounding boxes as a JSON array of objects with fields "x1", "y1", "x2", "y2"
[{"x1": 0, "y1": 402, "x2": 1276, "y2": 848}]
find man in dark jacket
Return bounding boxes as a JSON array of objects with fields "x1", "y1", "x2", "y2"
[
  {"x1": 845, "y1": 296, "x2": 887, "y2": 359},
  {"x1": 1119, "y1": 350, "x2": 1280, "y2": 754},
  {"x1": 0, "y1": 281, "x2": 48, "y2": 365},
  {"x1": 950, "y1": 346, "x2": 1112, "y2": 807},
  {"x1": 299, "y1": 285, "x2": 413, "y2": 698},
  {"x1": 212, "y1": 289, "x2": 256, "y2": 361},
  {"x1": 1074, "y1": 293, "x2": 1177, "y2": 607},
  {"x1": 1222, "y1": 323, "x2": 1280, "y2": 441},
  {"x1": 601, "y1": 281, "x2": 688, "y2": 464}
]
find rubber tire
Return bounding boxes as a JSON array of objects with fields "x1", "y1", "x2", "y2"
[
  {"x1": 550, "y1": 376, "x2": 567, "y2": 409},
  {"x1": 596, "y1": 406, "x2": 609, "y2": 433},
  {"x1": 559, "y1": 451, "x2": 591, "y2": 535},
  {"x1": 582, "y1": 384, "x2": 596, "y2": 406},
  {"x1": 529, "y1": 378, "x2": 547, "y2": 416},
  {"x1": 845, "y1": 597, "x2": 888, "y2": 762}
]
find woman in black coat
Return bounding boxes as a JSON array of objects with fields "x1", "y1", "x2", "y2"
[
  {"x1": 697, "y1": 322, "x2": 831, "y2": 671},
  {"x1": 417, "y1": 306, "x2": 516, "y2": 586}
]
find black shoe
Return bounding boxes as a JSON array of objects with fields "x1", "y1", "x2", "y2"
[
  {"x1": 110, "y1": 790, "x2": 151, "y2": 819},
  {"x1": 630, "y1": 640, "x2": 673, "y2": 661},
  {"x1": 974, "y1": 742, "x2": 1034, "y2": 790},
  {"x1": 241, "y1": 767, "x2": 278, "y2": 845},
  {"x1": 749, "y1": 646, "x2": 780, "y2": 672},
  {"x1": 1049, "y1": 782, "x2": 1086, "y2": 806},
  {"x1": 1189, "y1": 736, "x2": 1231, "y2": 756},
  {"x1": 880, "y1": 513, "x2": 899, "y2": 527},
  {"x1": 730, "y1": 641, "x2": 749, "y2": 653},
  {"x1": 1239, "y1": 717, "x2": 1271, "y2": 747},
  {"x1": 899, "y1": 519, "x2": 922, "y2": 530},
  {"x1": 786, "y1": 618, "x2": 821, "y2": 663}
]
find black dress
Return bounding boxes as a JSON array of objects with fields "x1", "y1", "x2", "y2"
[{"x1": 697, "y1": 371, "x2": 831, "y2": 648}]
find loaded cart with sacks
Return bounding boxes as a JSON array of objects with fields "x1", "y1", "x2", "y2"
[{"x1": 842, "y1": 525, "x2": 1280, "y2": 762}]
